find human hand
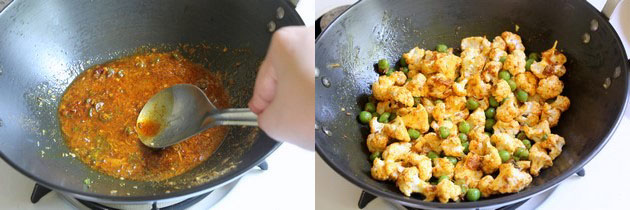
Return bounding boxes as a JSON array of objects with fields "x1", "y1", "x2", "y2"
[{"x1": 248, "y1": 26, "x2": 315, "y2": 151}]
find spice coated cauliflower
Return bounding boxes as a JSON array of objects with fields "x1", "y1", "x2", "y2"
[{"x1": 358, "y1": 32, "x2": 570, "y2": 203}]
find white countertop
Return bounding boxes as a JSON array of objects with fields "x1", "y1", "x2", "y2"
[{"x1": 315, "y1": 0, "x2": 630, "y2": 209}]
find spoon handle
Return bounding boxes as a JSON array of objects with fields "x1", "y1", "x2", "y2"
[{"x1": 210, "y1": 108, "x2": 258, "y2": 126}]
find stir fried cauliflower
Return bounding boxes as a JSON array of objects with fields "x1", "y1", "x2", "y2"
[{"x1": 364, "y1": 32, "x2": 569, "y2": 203}]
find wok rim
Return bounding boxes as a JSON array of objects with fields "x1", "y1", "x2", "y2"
[
  {"x1": 0, "y1": 0, "x2": 304, "y2": 203},
  {"x1": 314, "y1": 0, "x2": 630, "y2": 208}
]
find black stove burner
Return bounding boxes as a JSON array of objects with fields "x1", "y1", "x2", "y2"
[
  {"x1": 357, "y1": 168, "x2": 585, "y2": 210},
  {"x1": 30, "y1": 160, "x2": 269, "y2": 210}
]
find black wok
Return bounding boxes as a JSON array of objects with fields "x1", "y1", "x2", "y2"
[
  {"x1": 0, "y1": 0, "x2": 303, "y2": 203},
  {"x1": 315, "y1": 0, "x2": 629, "y2": 209}
]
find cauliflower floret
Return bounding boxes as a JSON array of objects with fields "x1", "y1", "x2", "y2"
[
  {"x1": 436, "y1": 180, "x2": 462, "y2": 203},
  {"x1": 477, "y1": 175, "x2": 496, "y2": 197},
  {"x1": 413, "y1": 132, "x2": 443, "y2": 154},
  {"x1": 454, "y1": 154, "x2": 483, "y2": 188},
  {"x1": 389, "y1": 86, "x2": 414, "y2": 107},
  {"x1": 460, "y1": 48, "x2": 486, "y2": 79},
  {"x1": 382, "y1": 142, "x2": 412, "y2": 161},
  {"x1": 523, "y1": 120, "x2": 551, "y2": 142},
  {"x1": 529, "y1": 143, "x2": 552, "y2": 176},
  {"x1": 440, "y1": 135, "x2": 464, "y2": 157},
  {"x1": 427, "y1": 73, "x2": 454, "y2": 99},
  {"x1": 482, "y1": 146, "x2": 502, "y2": 174},
  {"x1": 436, "y1": 53, "x2": 462, "y2": 80},
  {"x1": 468, "y1": 130, "x2": 492, "y2": 154},
  {"x1": 514, "y1": 72, "x2": 538, "y2": 96},
  {"x1": 403, "y1": 47, "x2": 426, "y2": 73},
  {"x1": 419, "y1": 50, "x2": 442, "y2": 75},
  {"x1": 490, "y1": 163, "x2": 533, "y2": 193},
  {"x1": 405, "y1": 153, "x2": 433, "y2": 181},
  {"x1": 467, "y1": 108, "x2": 486, "y2": 130},
  {"x1": 490, "y1": 133, "x2": 525, "y2": 153},
  {"x1": 516, "y1": 101, "x2": 542, "y2": 126},
  {"x1": 542, "y1": 47, "x2": 567, "y2": 66},
  {"x1": 491, "y1": 36, "x2": 507, "y2": 51},
  {"x1": 452, "y1": 78, "x2": 469, "y2": 96},
  {"x1": 431, "y1": 102, "x2": 448, "y2": 122},
  {"x1": 488, "y1": 48, "x2": 508, "y2": 62},
  {"x1": 516, "y1": 160, "x2": 531, "y2": 171},
  {"x1": 551, "y1": 95, "x2": 570, "y2": 112},
  {"x1": 445, "y1": 96, "x2": 468, "y2": 112},
  {"x1": 492, "y1": 79, "x2": 512, "y2": 102},
  {"x1": 503, "y1": 50, "x2": 526, "y2": 76},
  {"x1": 404, "y1": 73, "x2": 427, "y2": 97},
  {"x1": 541, "y1": 103, "x2": 561, "y2": 127},
  {"x1": 432, "y1": 157, "x2": 455, "y2": 178},
  {"x1": 496, "y1": 98, "x2": 519, "y2": 122},
  {"x1": 492, "y1": 120, "x2": 520, "y2": 136},
  {"x1": 376, "y1": 101, "x2": 396, "y2": 114},
  {"x1": 367, "y1": 132, "x2": 389, "y2": 153},
  {"x1": 536, "y1": 75, "x2": 563, "y2": 100},
  {"x1": 372, "y1": 75, "x2": 395, "y2": 101},
  {"x1": 383, "y1": 117, "x2": 412, "y2": 141},
  {"x1": 542, "y1": 134, "x2": 565, "y2": 159},
  {"x1": 481, "y1": 61, "x2": 502, "y2": 83},
  {"x1": 396, "y1": 167, "x2": 422, "y2": 196},
  {"x1": 398, "y1": 105, "x2": 430, "y2": 133},
  {"x1": 466, "y1": 74, "x2": 491, "y2": 99},
  {"x1": 369, "y1": 117, "x2": 385, "y2": 133},
  {"x1": 461, "y1": 36, "x2": 492, "y2": 54},
  {"x1": 529, "y1": 60, "x2": 551, "y2": 79},
  {"x1": 501, "y1": 31, "x2": 525, "y2": 52},
  {"x1": 371, "y1": 158, "x2": 404, "y2": 181},
  {"x1": 421, "y1": 98, "x2": 436, "y2": 115}
]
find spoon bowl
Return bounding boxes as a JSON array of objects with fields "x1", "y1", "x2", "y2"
[{"x1": 137, "y1": 84, "x2": 258, "y2": 148}]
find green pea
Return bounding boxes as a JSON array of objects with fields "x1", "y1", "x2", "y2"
[
  {"x1": 400, "y1": 57, "x2": 407, "y2": 67},
  {"x1": 525, "y1": 58, "x2": 535, "y2": 71},
  {"x1": 499, "y1": 56, "x2": 507, "y2": 63},
  {"x1": 386, "y1": 69, "x2": 394, "y2": 76},
  {"x1": 389, "y1": 112, "x2": 397, "y2": 122},
  {"x1": 528, "y1": 52, "x2": 540, "y2": 61},
  {"x1": 378, "y1": 59, "x2": 389, "y2": 72},
  {"x1": 466, "y1": 188, "x2": 481, "y2": 201},
  {"x1": 514, "y1": 147, "x2": 529, "y2": 159},
  {"x1": 499, "y1": 70, "x2": 511, "y2": 81},
  {"x1": 489, "y1": 96, "x2": 500, "y2": 107},
  {"x1": 413, "y1": 97, "x2": 421, "y2": 106},
  {"x1": 359, "y1": 111, "x2": 372, "y2": 124},
  {"x1": 458, "y1": 133, "x2": 468, "y2": 142},
  {"x1": 522, "y1": 139, "x2": 532, "y2": 149},
  {"x1": 508, "y1": 79, "x2": 517, "y2": 91},
  {"x1": 516, "y1": 89, "x2": 528, "y2": 102},
  {"x1": 458, "y1": 121, "x2": 471, "y2": 134},
  {"x1": 498, "y1": 149, "x2": 511, "y2": 163},
  {"x1": 370, "y1": 151, "x2": 381, "y2": 161},
  {"x1": 485, "y1": 107, "x2": 496, "y2": 119},
  {"x1": 462, "y1": 141, "x2": 470, "y2": 154},
  {"x1": 427, "y1": 151, "x2": 439, "y2": 159},
  {"x1": 435, "y1": 99, "x2": 444, "y2": 104},
  {"x1": 401, "y1": 67, "x2": 409, "y2": 74},
  {"x1": 466, "y1": 98, "x2": 480, "y2": 110},
  {"x1": 438, "y1": 175, "x2": 450, "y2": 183},
  {"x1": 446, "y1": 156, "x2": 458, "y2": 165},
  {"x1": 542, "y1": 134, "x2": 549, "y2": 140},
  {"x1": 517, "y1": 131, "x2": 526, "y2": 140},
  {"x1": 364, "y1": 102, "x2": 376, "y2": 113},
  {"x1": 439, "y1": 126, "x2": 450, "y2": 139},
  {"x1": 485, "y1": 118, "x2": 496, "y2": 131},
  {"x1": 408, "y1": 128, "x2": 420, "y2": 140},
  {"x1": 436, "y1": 44, "x2": 448, "y2": 53},
  {"x1": 379, "y1": 112, "x2": 391, "y2": 123}
]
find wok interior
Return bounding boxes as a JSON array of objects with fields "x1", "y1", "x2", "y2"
[
  {"x1": 0, "y1": 0, "x2": 301, "y2": 201},
  {"x1": 316, "y1": 0, "x2": 627, "y2": 207}
]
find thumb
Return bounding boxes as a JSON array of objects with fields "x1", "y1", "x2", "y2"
[{"x1": 248, "y1": 58, "x2": 277, "y2": 114}]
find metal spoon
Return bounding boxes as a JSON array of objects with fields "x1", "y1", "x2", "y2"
[{"x1": 136, "y1": 84, "x2": 257, "y2": 148}]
